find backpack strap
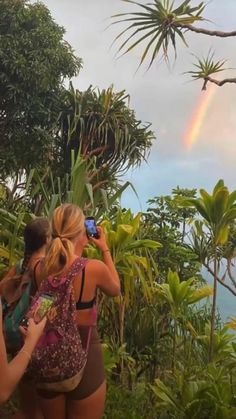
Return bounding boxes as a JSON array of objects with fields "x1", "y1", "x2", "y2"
[
  {"x1": 30, "y1": 259, "x2": 42, "y2": 296},
  {"x1": 48, "y1": 257, "x2": 87, "y2": 288},
  {"x1": 15, "y1": 259, "x2": 23, "y2": 275}
]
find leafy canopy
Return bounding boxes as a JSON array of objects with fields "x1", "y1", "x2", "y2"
[{"x1": 0, "y1": 0, "x2": 82, "y2": 177}]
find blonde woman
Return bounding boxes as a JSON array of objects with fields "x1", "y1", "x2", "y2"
[{"x1": 34, "y1": 204, "x2": 120, "y2": 419}]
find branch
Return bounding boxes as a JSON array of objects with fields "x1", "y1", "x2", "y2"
[
  {"x1": 227, "y1": 259, "x2": 236, "y2": 288},
  {"x1": 177, "y1": 23, "x2": 236, "y2": 38},
  {"x1": 83, "y1": 145, "x2": 110, "y2": 159},
  {"x1": 203, "y1": 262, "x2": 236, "y2": 296},
  {"x1": 202, "y1": 76, "x2": 236, "y2": 90},
  {"x1": 92, "y1": 179, "x2": 108, "y2": 192}
]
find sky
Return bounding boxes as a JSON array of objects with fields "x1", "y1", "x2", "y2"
[{"x1": 42, "y1": 0, "x2": 236, "y2": 212}]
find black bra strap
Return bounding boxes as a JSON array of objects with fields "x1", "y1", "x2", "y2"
[{"x1": 78, "y1": 267, "x2": 85, "y2": 303}]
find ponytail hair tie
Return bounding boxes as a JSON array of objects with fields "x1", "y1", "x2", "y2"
[{"x1": 52, "y1": 233, "x2": 64, "y2": 240}]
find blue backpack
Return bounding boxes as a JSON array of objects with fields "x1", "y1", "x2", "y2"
[{"x1": 2, "y1": 259, "x2": 39, "y2": 353}]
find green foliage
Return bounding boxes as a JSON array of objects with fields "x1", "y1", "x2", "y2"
[
  {"x1": 187, "y1": 50, "x2": 227, "y2": 87},
  {"x1": 157, "y1": 271, "x2": 212, "y2": 318},
  {"x1": 105, "y1": 381, "x2": 157, "y2": 419},
  {"x1": 184, "y1": 180, "x2": 236, "y2": 246},
  {"x1": 145, "y1": 187, "x2": 200, "y2": 281},
  {"x1": 181, "y1": 179, "x2": 236, "y2": 361},
  {"x1": 87, "y1": 209, "x2": 161, "y2": 304},
  {"x1": 57, "y1": 83, "x2": 155, "y2": 176},
  {"x1": 112, "y1": 1, "x2": 236, "y2": 90},
  {"x1": 196, "y1": 324, "x2": 236, "y2": 364},
  {"x1": 112, "y1": 0, "x2": 205, "y2": 68},
  {"x1": 0, "y1": 155, "x2": 137, "y2": 270},
  {"x1": 0, "y1": 0, "x2": 81, "y2": 177},
  {"x1": 0, "y1": 209, "x2": 33, "y2": 269},
  {"x1": 152, "y1": 362, "x2": 236, "y2": 419}
]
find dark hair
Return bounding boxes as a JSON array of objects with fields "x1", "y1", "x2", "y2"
[{"x1": 21, "y1": 218, "x2": 50, "y2": 273}]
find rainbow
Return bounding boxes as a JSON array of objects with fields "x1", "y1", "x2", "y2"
[{"x1": 183, "y1": 83, "x2": 217, "y2": 149}]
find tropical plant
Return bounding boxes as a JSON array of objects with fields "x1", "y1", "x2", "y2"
[
  {"x1": 182, "y1": 180, "x2": 236, "y2": 361},
  {"x1": 188, "y1": 221, "x2": 236, "y2": 297},
  {"x1": 157, "y1": 270, "x2": 212, "y2": 370},
  {"x1": 57, "y1": 83, "x2": 155, "y2": 177},
  {"x1": 186, "y1": 50, "x2": 227, "y2": 90},
  {"x1": 112, "y1": 0, "x2": 205, "y2": 69},
  {"x1": 0, "y1": 151, "x2": 138, "y2": 271},
  {"x1": 85, "y1": 209, "x2": 161, "y2": 381},
  {"x1": 152, "y1": 363, "x2": 236, "y2": 419},
  {"x1": 0, "y1": 210, "x2": 28, "y2": 270},
  {"x1": 144, "y1": 187, "x2": 200, "y2": 281},
  {"x1": 112, "y1": 0, "x2": 236, "y2": 89},
  {"x1": 0, "y1": 0, "x2": 81, "y2": 178},
  {"x1": 196, "y1": 324, "x2": 236, "y2": 364}
]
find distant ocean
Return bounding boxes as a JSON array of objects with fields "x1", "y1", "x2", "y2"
[
  {"x1": 205, "y1": 272, "x2": 236, "y2": 322},
  {"x1": 216, "y1": 286, "x2": 236, "y2": 323}
]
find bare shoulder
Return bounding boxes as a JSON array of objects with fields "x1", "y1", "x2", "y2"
[
  {"x1": 85, "y1": 258, "x2": 112, "y2": 285},
  {"x1": 85, "y1": 258, "x2": 120, "y2": 296},
  {"x1": 1, "y1": 266, "x2": 16, "y2": 280},
  {"x1": 85, "y1": 258, "x2": 108, "y2": 275},
  {"x1": 0, "y1": 266, "x2": 16, "y2": 290}
]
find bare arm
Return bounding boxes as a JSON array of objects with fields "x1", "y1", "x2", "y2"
[
  {"x1": 88, "y1": 259, "x2": 120, "y2": 297},
  {"x1": 90, "y1": 227, "x2": 120, "y2": 297},
  {"x1": 0, "y1": 301, "x2": 46, "y2": 404}
]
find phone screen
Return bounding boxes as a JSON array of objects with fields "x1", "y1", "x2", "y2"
[
  {"x1": 22, "y1": 294, "x2": 55, "y2": 326},
  {"x1": 85, "y1": 217, "x2": 99, "y2": 238}
]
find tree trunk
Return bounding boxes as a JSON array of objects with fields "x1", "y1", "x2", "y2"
[
  {"x1": 172, "y1": 319, "x2": 177, "y2": 372},
  {"x1": 209, "y1": 255, "x2": 217, "y2": 362}
]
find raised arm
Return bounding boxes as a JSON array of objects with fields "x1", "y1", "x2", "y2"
[
  {"x1": 90, "y1": 226, "x2": 120, "y2": 297},
  {"x1": 0, "y1": 301, "x2": 46, "y2": 404}
]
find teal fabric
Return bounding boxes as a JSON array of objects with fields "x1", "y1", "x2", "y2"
[{"x1": 2, "y1": 261, "x2": 33, "y2": 352}]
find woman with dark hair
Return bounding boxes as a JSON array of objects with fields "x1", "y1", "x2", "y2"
[
  {"x1": 0, "y1": 217, "x2": 51, "y2": 419},
  {"x1": 34, "y1": 204, "x2": 120, "y2": 419}
]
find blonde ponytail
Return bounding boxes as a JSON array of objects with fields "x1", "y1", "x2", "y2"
[{"x1": 44, "y1": 204, "x2": 85, "y2": 277}]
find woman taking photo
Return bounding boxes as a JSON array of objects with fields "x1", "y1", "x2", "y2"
[{"x1": 34, "y1": 203, "x2": 120, "y2": 419}]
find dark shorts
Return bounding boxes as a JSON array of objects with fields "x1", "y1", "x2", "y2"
[{"x1": 37, "y1": 326, "x2": 105, "y2": 400}]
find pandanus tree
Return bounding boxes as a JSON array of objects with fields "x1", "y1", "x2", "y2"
[
  {"x1": 0, "y1": 151, "x2": 135, "y2": 270},
  {"x1": 183, "y1": 180, "x2": 236, "y2": 361},
  {"x1": 56, "y1": 83, "x2": 155, "y2": 178},
  {"x1": 111, "y1": 0, "x2": 236, "y2": 89}
]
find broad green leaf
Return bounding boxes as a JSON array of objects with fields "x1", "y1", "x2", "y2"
[
  {"x1": 212, "y1": 187, "x2": 229, "y2": 222},
  {"x1": 213, "y1": 179, "x2": 225, "y2": 196},
  {"x1": 188, "y1": 285, "x2": 213, "y2": 304}
]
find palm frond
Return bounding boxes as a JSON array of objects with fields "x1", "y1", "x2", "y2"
[
  {"x1": 186, "y1": 50, "x2": 227, "y2": 80},
  {"x1": 111, "y1": 0, "x2": 206, "y2": 68}
]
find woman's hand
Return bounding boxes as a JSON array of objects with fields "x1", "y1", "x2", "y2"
[
  {"x1": 19, "y1": 317, "x2": 46, "y2": 347},
  {"x1": 90, "y1": 226, "x2": 109, "y2": 252}
]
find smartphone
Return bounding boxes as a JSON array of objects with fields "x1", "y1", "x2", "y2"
[
  {"x1": 84, "y1": 217, "x2": 100, "y2": 239},
  {"x1": 21, "y1": 293, "x2": 55, "y2": 326}
]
